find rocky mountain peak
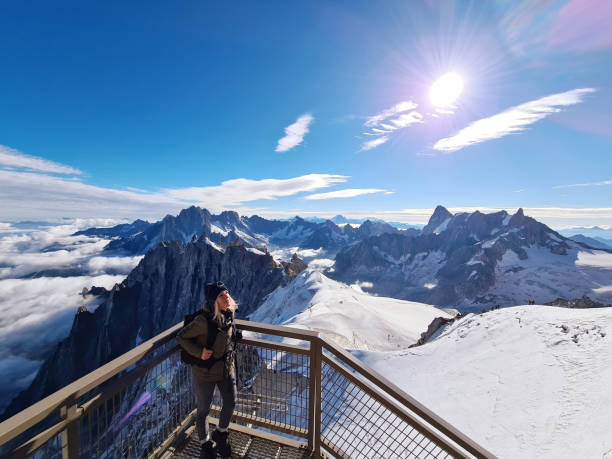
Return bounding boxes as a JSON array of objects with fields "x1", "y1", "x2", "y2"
[
  {"x1": 357, "y1": 219, "x2": 398, "y2": 238},
  {"x1": 281, "y1": 254, "x2": 308, "y2": 278},
  {"x1": 216, "y1": 210, "x2": 241, "y2": 225},
  {"x1": 322, "y1": 219, "x2": 340, "y2": 229},
  {"x1": 176, "y1": 206, "x2": 211, "y2": 223},
  {"x1": 331, "y1": 215, "x2": 349, "y2": 224},
  {"x1": 422, "y1": 205, "x2": 453, "y2": 235},
  {"x1": 509, "y1": 207, "x2": 526, "y2": 225}
]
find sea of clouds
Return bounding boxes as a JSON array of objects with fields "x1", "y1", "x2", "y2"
[{"x1": 0, "y1": 220, "x2": 143, "y2": 413}]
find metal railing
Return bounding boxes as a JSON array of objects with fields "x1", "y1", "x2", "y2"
[{"x1": 0, "y1": 319, "x2": 496, "y2": 459}]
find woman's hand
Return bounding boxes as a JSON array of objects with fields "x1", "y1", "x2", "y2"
[{"x1": 201, "y1": 348, "x2": 213, "y2": 360}]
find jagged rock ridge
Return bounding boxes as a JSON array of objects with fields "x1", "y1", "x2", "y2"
[{"x1": 76, "y1": 206, "x2": 408, "y2": 256}]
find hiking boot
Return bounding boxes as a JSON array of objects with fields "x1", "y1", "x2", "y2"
[
  {"x1": 199, "y1": 440, "x2": 216, "y2": 459},
  {"x1": 212, "y1": 429, "x2": 231, "y2": 457}
]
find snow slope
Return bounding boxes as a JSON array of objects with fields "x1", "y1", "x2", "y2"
[
  {"x1": 475, "y1": 245, "x2": 612, "y2": 307},
  {"x1": 249, "y1": 270, "x2": 454, "y2": 350},
  {"x1": 356, "y1": 306, "x2": 612, "y2": 459}
]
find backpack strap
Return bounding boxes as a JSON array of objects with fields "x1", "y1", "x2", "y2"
[{"x1": 205, "y1": 315, "x2": 220, "y2": 352}]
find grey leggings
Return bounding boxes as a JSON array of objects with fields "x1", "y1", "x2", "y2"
[{"x1": 193, "y1": 373, "x2": 237, "y2": 441}]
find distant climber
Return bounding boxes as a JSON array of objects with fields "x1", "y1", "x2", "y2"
[{"x1": 176, "y1": 281, "x2": 240, "y2": 459}]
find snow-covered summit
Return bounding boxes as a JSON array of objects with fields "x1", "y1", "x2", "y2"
[
  {"x1": 249, "y1": 270, "x2": 453, "y2": 350},
  {"x1": 358, "y1": 305, "x2": 612, "y2": 458}
]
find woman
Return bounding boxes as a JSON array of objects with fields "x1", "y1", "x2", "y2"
[{"x1": 177, "y1": 281, "x2": 238, "y2": 459}]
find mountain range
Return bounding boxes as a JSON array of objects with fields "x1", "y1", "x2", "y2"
[
  {"x1": 74, "y1": 205, "x2": 612, "y2": 311},
  {"x1": 75, "y1": 206, "x2": 408, "y2": 256},
  {"x1": 330, "y1": 206, "x2": 612, "y2": 310}
]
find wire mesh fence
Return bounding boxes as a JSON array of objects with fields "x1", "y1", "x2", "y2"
[
  {"x1": 75, "y1": 349, "x2": 193, "y2": 458},
  {"x1": 27, "y1": 434, "x2": 62, "y2": 459},
  {"x1": 320, "y1": 358, "x2": 454, "y2": 459},
  {"x1": 210, "y1": 340, "x2": 311, "y2": 438}
]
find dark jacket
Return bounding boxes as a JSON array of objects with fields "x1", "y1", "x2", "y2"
[{"x1": 176, "y1": 310, "x2": 235, "y2": 382}]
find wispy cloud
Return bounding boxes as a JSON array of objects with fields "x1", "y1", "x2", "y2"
[
  {"x1": 0, "y1": 145, "x2": 82, "y2": 175},
  {"x1": 360, "y1": 136, "x2": 390, "y2": 151},
  {"x1": 275, "y1": 113, "x2": 314, "y2": 152},
  {"x1": 433, "y1": 88, "x2": 596, "y2": 152},
  {"x1": 553, "y1": 179, "x2": 612, "y2": 189},
  {"x1": 372, "y1": 128, "x2": 392, "y2": 134},
  {"x1": 365, "y1": 101, "x2": 417, "y2": 127},
  {"x1": 166, "y1": 174, "x2": 348, "y2": 205},
  {"x1": 379, "y1": 123, "x2": 397, "y2": 131},
  {"x1": 514, "y1": 189, "x2": 526, "y2": 193},
  {"x1": 0, "y1": 166, "x2": 349, "y2": 220},
  {"x1": 0, "y1": 169, "x2": 182, "y2": 220},
  {"x1": 304, "y1": 188, "x2": 393, "y2": 200},
  {"x1": 390, "y1": 112, "x2": 424, "y2": 128},
  {"x1": 361, "y1": 101, "x2": 424, "y2": 151}
]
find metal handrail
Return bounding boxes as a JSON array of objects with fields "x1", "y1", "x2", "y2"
[{"x1": 0, "y1": 319, "x2": 496, "y2": 458}]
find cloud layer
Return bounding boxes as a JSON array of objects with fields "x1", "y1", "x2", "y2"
[
  {"x1": 0, "y1": 221, "x2": 143, "y2": 411},
  {"x1": 0, "y1": 145, "x2": 82, "y2": 175},
  {"x1": 275, "y1": 113, "x2": 314, "y2": 152},
  {"x1": 434, "y1": 88, "x2": 596, "y2": 152}
]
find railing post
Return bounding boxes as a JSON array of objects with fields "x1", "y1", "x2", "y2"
[
  {"x1": 308, "y1": 338, "x2": 322, "y2": 458},
  {"x1": 60, "y1": 403, "x2": 79, "y2": 459}
]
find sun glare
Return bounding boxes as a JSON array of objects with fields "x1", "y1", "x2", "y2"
[{"x1": 430, "y1": 72, "x2": 464, "y2": 107}]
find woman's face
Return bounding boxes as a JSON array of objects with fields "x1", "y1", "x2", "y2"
[{"x1": 217, "y1": 290, "x2": 230, "y2": 311}]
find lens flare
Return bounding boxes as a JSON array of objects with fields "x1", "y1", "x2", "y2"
[{"x1": 116, "y1": 392, "x2": 151, "y2": 430}]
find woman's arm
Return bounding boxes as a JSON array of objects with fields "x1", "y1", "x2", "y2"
[{"x1": 176, "y1": 316, "x2": 209, "y2": 359}]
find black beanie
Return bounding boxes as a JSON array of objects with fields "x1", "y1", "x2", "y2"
[{"x1": 205, "y1": 281, "x2": 228, "y2": 308}]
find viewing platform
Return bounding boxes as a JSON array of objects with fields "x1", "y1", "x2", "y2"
[{"x1": 0, "y1": 320, "x2": 495, "y2": 458}]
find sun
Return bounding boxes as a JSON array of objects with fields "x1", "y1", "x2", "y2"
[{"x1": 429, "y1": 72, "x2": 464, "y2": 107}]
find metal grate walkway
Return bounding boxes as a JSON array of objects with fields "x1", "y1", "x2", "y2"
[{"x1": 168, "y1": 423, "x2": 311, "y2": 459}]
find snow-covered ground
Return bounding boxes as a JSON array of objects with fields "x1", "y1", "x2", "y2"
[
  {"x1": 356, "y1": 306, "x2": 612, "y2": 459},
  {"x1": 482, "y1": 246, "x2": 612, "y2": 306},
  {"x1": 250, "y1": 271, "x2": 612, "y2": 458},
  {"x1": 250, "y1": 270, "x2": 454, "y2": 350}
]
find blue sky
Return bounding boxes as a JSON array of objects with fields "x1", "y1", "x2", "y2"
[{"x1": 1, "y1": 0, "x2": 611, "y2": 227}]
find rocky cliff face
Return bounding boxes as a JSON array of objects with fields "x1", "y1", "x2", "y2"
[
  {"x1": 1, "y1": 236, "x2": 291, "y2": 420},
  {"x1": 331, "y1": 206, "x2": 610, "y2": 309}
]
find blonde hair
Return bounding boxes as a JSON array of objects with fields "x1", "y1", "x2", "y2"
[{"x1": 213, "y1": 294, "x2": 237, "y2": 322}]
